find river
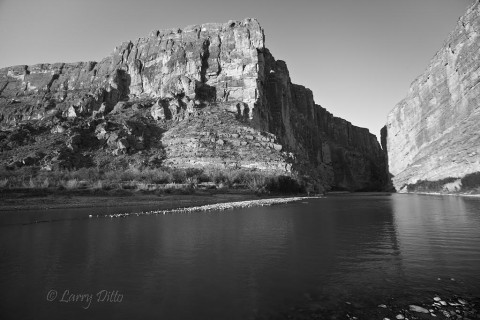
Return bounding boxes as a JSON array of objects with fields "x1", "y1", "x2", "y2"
[{"x1": 1, "y1": 193, "x2": 479, "y2": 319}]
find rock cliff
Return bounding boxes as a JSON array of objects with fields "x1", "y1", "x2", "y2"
[
  {"x1": 0, "y1": 18, "x2": 388, "y2": 192},
  {"x1": 384, "y1": 1, "x2": 480, "y2": 191}
]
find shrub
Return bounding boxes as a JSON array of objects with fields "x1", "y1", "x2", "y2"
[
  {"x1": 0, "y1": 178, "x2": 9, "y2": 188},
  {"x1": 41, "y1": 178, "x2": 50, "y2": 188},
  {"x1": 245, "y1": 174, "x2": 267, "y2": 192},
  {"x1": 70, "y1": 167, "x2": 101, "y2": 181},
  {"x1": 406, "y1": 177, "x2": 457, "y2": 192},
  {"x1": 119, "y1": 168, "x2": 142, "y2": 181},
  {"x1": 23, "y1": 177, "x2": 36, "y2": 189},
  {"x1": 205, "y1": 168, "x2": 228, "y2": 184},
  {"x1": 265, "y1": 175, "x2": 304, "y2": 193},
  {"x1": 62, "y1": 179, "x2": 79, "y2": 190},
  {"x1": 171, "y1": 169, "x2": 187, "y2": 183},
  {"x1": 92, "y1": 180, "x2": 104, "y2": 190},
  {"x1": 185, "y1": 168, "x2": 204, "y2": 178},
  {"x1": 148, "y1": 169, "x2": 172, "y2": 184},
  {"x1": 229, "y1": 170, "x2": 247, "y2": 185},
  {"x1": 461, "y1": 172, "x2": 480, "y2": 190}
]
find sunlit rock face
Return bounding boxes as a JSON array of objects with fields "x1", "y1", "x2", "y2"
[
  {"x1": 0, "y1": 18, "x2": 263, "y2": 125},
  {"x1": 384, "y1": 2, "x2": 480, "y2": 190},
  {"x1": 0, "y1": 18, "x2": 388, "y2": 191}
]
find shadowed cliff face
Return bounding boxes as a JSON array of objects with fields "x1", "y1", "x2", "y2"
[
  {"x1": 0, "y1": 18, "x2": 388, "y2": 191},
  {"x1": 384, "y1": 1, "x2": 480, "y2": 191},
  {"x1": 255, "y1": 49, "x2": 389, "y2": 191}
]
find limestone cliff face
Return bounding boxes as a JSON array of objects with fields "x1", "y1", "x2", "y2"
[
  {"x1": 384, "y1": 1, "x2": 480, "y2": 190},
  {"x1": 0, "y1": 18, "x2": 388, "y2": 191},
  {"x1": 254, "y1": 49, "x2": 388, "y2": 190},
  {"x1": 0, "y1": 19, "x2": 263, "y2": 126}
]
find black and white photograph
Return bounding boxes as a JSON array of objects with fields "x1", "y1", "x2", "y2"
[{"x1": 0, "y1": 0, "x2": 479, "y2": 319}]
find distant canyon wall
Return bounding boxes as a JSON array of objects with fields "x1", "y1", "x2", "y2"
[{"x1": 383, "y1": 1, "x2": 480, "y2": 190}]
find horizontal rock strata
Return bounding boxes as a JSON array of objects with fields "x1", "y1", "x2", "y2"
[
  {"x1": 0, "y1": 18, "x2": 388, "y2": 191},
  {"x1": 384, "y1": 1, "x2": 480, "y2": 191}
]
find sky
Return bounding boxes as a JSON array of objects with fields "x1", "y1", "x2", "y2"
[{"x1": 0, "y1": 0, "x2": 475, "y2": 139}]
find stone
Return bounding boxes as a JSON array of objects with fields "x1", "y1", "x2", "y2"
[
  {"x1": 67, "y1": 134, "x2": 82, "y2": 151},
  {"x1": 409, "y1": 305, "x2": 429, "y2": 313},
  {"x1": 66, "y1": 106, "x2": 77, "y2": 118},
  {"x1": 51, "y1": 125, "x2": 66, "y2": 134},
  {"x1": 384, "y1": 1, "x2": 480, "y2": 191},
  {"x1": 111, "y1": 101, "x2": 128, "y2": 114},
  {"x1": 151, "y1": 101, "x2": 166, "y2": 120},
  {"x1": 273, "y1": 143, "x2": 282, "y2": 151},
  {"x1": 92, "y1": 103, "x2": 107, "y2": 119}
]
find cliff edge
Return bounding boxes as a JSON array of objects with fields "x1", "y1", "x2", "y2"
[
  {"x1": 383, "y1": 1, "x2": 480, "y2": 192},
  {"x1": 0, "y1": 18, "x2": 388, "y2": 192}
]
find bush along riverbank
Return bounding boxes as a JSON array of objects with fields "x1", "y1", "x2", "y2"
[
  {"x1": 403, "y1": 172, "x2": 480, "y2": 195},
  {"x1": 0, "y1": 166, "x2": 307, "y2": 195}
]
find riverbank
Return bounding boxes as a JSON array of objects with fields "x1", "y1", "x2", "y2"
[
  {"x1": 0, "y1": 189, "x2": 321, "y2": 226},
  {"x1": 0, "y1": 187, "x2": 323, "y2": 213},
  {"x1": 97, "y1": 196, "x2": 321, "y2": 219},
  {"x1": 398, "y1": 191, "x2": 480, "y2": 198},
  {"x1": 0, "y1": 189, "x2": 267, "y2": 212},
  {"x1": 284, "y1": 293, "x2": 480, "y2": 319}
]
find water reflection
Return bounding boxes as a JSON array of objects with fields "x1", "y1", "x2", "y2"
[
  {"x1": 391, "y1": 194, "x2": 480, "y2": 291},
  {"x1": 0, "y1": 194, "x2": 479, "y2": 319}
]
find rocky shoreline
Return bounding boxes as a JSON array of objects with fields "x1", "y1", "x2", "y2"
[
  {"x1": 280, "y1": 294, "x2": 480, "y2": 320},
  {"x1": 379, "y1": 295, "x2": 479, "y2": 320},
  {"x1": 93, "y1": 196, "x2": 321, "y2": 219}
]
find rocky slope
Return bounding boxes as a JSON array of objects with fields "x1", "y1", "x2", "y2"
[
  {"x1": 0, "y1": 18, "x2": 388, "y2": 192},
  {"x1": 383, "y1": 1, "x2": 480, "y2": 191}
]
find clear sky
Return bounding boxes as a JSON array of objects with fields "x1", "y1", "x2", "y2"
[{"x1": 0, "y1": 0, "x2": 475, "y2": 139}]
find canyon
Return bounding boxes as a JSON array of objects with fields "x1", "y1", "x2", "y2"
[
  {"x1": 0, "y1": 18, "x2": 389, "y2": 192},
  {"x1": 383, "y1": 1, "x2": 480, "y2": 192}
]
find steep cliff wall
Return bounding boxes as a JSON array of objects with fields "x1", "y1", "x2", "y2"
[
  {"x1": 0, "y1": 18, "x2": 388, "y2": 191},
  {"x1": 0, "y1": 19, "x2": 263, "y2": 127},
  {"x1": 384, "y1": 2, "x2": 480, "y2": 191},
  {"x1": 255, "y1": 49, "x2": 388, "y2": 190}
]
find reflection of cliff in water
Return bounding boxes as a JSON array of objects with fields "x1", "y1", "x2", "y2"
[
  {"x1": 287, "y1": 194, "x2": 403, "y2": 307},
  {"x1": 2, "y1": 195, "x2": 480, "y2": 320},
  {"x1": 391, "y1": 194, "x2": 480, "y2": 288}
]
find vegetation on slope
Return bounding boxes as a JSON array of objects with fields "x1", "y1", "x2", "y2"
[
  {"x1": 0, "y1": 166, "x2": 305, "y2": 195},
  {"x1": 405, "y1": 172, "x2": 480, "y2": 194}
]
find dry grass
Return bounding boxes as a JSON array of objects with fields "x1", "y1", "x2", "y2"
[{"x1": 0, "y1": 166, "x2": 304, "y2": 194}]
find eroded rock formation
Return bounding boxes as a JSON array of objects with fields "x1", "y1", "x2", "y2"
[
  {"x1": 0, "y1": 18, "x2": 388, "y2": 191},
  {"x1": 384, "y1": 1, "x2": 480, "y2": 191}
]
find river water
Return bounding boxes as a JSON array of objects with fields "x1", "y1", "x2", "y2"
[{"x1": 1, "y1": 194, "x2": 479, "y2": 319}]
